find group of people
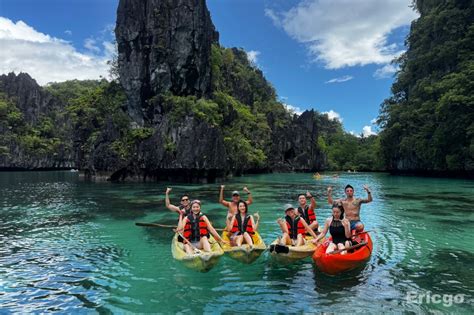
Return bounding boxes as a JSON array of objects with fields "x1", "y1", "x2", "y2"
[{"x1": 166, "y1": 183, "x2": 373, "y2": 255}]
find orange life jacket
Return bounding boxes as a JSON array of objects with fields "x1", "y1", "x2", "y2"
[
  {"x1": 286, "y1": 215, "x2": 306, "y2": 240},
  {"x1": 297, "y1": 205, "x2": 316, "y2": 224},
  {"x1": 230, "y1": 214, "x2": 254, "y2": 235},
  {"x1": 183, "y1": 213, "x2": 209, "y2": 242}
]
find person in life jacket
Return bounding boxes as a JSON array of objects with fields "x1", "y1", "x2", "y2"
[
  {"x1": 277, "y1": 204, "x2": 318, "y2": 247},
  {"x1": 296, "y1": 191, "x2": 319, "y2": 233},
  {"x1": 313, "y1": 203, "x2": 352, "y2": 254},
  {"x1": 226, "y1": 200, "x2": 260, "y2": 247},
  {"x1": 165, "y1": 187, "x2": 191, "y2": 217},
  {"x1": 177, "y1": 200, "x2": 227, "y2": 255},
  {"x1": 219, "y1": 185, "x2": 253, "y2": 218}
]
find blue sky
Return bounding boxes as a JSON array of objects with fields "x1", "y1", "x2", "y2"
[{"x1": 0, "y1": 0, "x2": 418, "y2": 135}]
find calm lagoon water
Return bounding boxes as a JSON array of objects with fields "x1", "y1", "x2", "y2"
[{"x1": 0, "y1": 171, "x2": 473, "y2": 313}]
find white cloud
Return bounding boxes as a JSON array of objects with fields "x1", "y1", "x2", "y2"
[
  {"x1": 322, "y1": 109, "x2": 342, "y2": 122},
  {"x1": 266, "y1": 0, "x2": 418, "y2": 69},
  {"x1": 373, "y1": 63, "x2": 398, "y2": 79},
  {"x1": 264, "y1": 8, "x2": 282, "y2": 27},
  {"x1": 246, "y1": 50, "x2": 260, "y2": 65},
  {"x1": 84, "y1": 38, "x2": 101, "y2": 53},
  {"x1": 0, "y1": 17, "x2": 111, "y2": 85},
  {"x1": 325, "y1": 75, "x2": 353, "y2": 84},
  {"x1": 362, "y1": 125, "x2": 377, "y2": 137},
  {"x1": 283, "y1": 103, "x2": 303, "y2": 115}
]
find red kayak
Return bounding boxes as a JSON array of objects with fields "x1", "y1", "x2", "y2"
[{"x1": 312, "y1": 232, "x2": 373, "y2": 275}]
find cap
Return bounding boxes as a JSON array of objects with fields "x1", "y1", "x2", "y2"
[
  {"x1": 284, "y1": 204, "x2": 295, "y2": 212},
  {"x1": 232, "y1": 191, "x2": 240, "y2": 196}
]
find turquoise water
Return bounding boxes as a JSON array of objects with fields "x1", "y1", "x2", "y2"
[{"x1": 0, "y1": 171, "x2": 473, "y2": 313}]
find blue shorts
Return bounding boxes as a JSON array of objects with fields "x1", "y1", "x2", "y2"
[{"x1": 350, "y1": 220, "x2": 362, "y2": 230}]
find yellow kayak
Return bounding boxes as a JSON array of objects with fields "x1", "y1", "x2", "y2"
[
  {"x1": 269, "y1": 236, "x2": 321, "y2": 264},
  {"x1": 171, "y1": 234, "x2": 224, "y2": 272},
  {"x1": 221, "y1": 231, "x2": 266, "y2": 264}
]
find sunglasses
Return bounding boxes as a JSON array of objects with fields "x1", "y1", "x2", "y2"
[{"x1": 181, "y1": 198, "x2": 189, "y2": 201}]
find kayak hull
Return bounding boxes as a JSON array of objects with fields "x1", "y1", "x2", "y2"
[
  {"x1": 221, "y1": 231, "x2": 266, "y2": 264},
  {"x1": 171, "y1": 234, "x2": 224, "y2": 272},
  {"x1": 312, "y1": 232, "x2": 373, "y2": 275},
  {"x1": 269, "y1": 236, "x2": 320, "y2": 264}
]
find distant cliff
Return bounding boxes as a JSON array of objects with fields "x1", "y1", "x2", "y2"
[
  {"x1": 379, "y1": 0, "x2": 473, "y2": 177},
  {"x1": 0, "y1": 0, "x2": 383, "y2": 181}
]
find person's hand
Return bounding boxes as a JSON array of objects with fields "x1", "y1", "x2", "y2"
[
  {"x1": 363, "y1": 185, "x2": 371, "y2": 193},
  {"x1": 306, "y1": 191, "x2": 313, "y2": 198},
  {"x1": 327, "y1": 186, "x2": 332, "y2": 194},
  {"x1": 277, "y1": 218, "x2": 284, "y2": 225},
  {"x1": 220, "y1": 185, "x2": 225, "y2": 190},
  {"x1": 166, "y1": 187, "x2": 172, "y2": 194},
  {"x1": 254, "y1": 212, "x2": 260, "y2": 221},
  {"x1": 243, "y1": 186, "x2": 250, "y2": 194},
  {"x1": 311, "y1": 238, "x2": 320, "y2": 244}
]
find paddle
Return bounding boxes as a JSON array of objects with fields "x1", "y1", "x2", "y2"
[
  {"x1": 351, "y1": 230, "x2": 374, "y2": 238},
  {"x1": 327, "y1": 241, "x2": 367, "y2": 255},
  {"x1": 173, "y1": 228, "x2": 202, "y2": 254},
  {"x1": 135, "y1": 222, "x2": 225, "y2": 231},
  {"x1": 135, "y1": 222, "x2": 177, "y2": 228}
]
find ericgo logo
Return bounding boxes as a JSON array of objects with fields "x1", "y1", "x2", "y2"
[{"x1": 406, "y1": 291, "x2": 468, "y2": 307}]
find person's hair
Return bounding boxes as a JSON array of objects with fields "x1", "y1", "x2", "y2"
[
  {"x1": 297, "y1": 193, "x2": 306, "y2": 198},
  {"x1": 190, "y1": 200, "x2": 201, "y2": 207},
  {"x1": 181, "y1": 194, "x2": 189, "y2": 200},
  {"x1": 237, "y1": 200, "x2": 248, "y2": 214},
  {"x1": 332, "y1": 202, "x2": 345, "y2": 219},
  {"x1": 345, "y1": 184, "x2": 354, "y2": 192}
]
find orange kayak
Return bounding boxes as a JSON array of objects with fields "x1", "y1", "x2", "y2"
[{"x1": 312, "y1": 232, "x2": 373, "y2": 275}]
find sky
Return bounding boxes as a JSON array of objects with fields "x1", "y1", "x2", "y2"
[{"x1": 0, "y1": 0, "x2": 419, "y2": 136}]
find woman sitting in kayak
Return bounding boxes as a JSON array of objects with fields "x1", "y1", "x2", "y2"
[
  {"x1": 226, "y1": 201, "x2": 259, "y2": 247},
  {"x1": 177, "y1": 200, "x2": 226, "y2": 254},
  {"x1": 314, "y1": 203, "x2": 351, "y2": 254},
  {"x1": 277, "y1": 204, "x2": 318, "y2": 246}
]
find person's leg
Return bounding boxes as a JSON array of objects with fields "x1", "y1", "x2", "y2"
[
  {"x1": 243, "y1": 232, "x2": 253, "y2": 245},
  {"x1": 201, "y1": 236, "x2": 211, "y2": 252},
  {"x1": 184, "y1": 243, "x2": 194, "y2": 255},
  {"x1": 280, "y1": 233, "x2": 291, "y2": 245},
  {"x1": 296, "y1": 234, "x2": 304, "y2": 247},
  {"x1": 235, "y1": 235, "x2": 244, "y2": 246},
  {"x1": 337, "y1": 243, "x2": 347, "y2": 255},
  {"x1": 326, "y1": 242, "x2": 336, "y2": 254}
]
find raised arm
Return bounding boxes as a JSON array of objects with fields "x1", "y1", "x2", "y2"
[
  {"x1": 226, "y1": 215, "x2": 236, "y2": 232},
  {"x1": 360, "y1": 185, "x2": 373, "y2": 204},
  {"x1": 219, "y1": 185, "x2": 230, "y2": 207},
  {"x1": 327, "y1": 186, "x2": 334, "y2": 205},
  {"x1": 307, "y1": 191, "x2": 316, "y2": 210},
  {"x1": 165, "y1": 187, "x2": 181, "y2": 213},
  {"x1": 277, "y1": 218, "x2": 288, "y2": 234},
  {"x1": 243, "y1": 186, "x2": 253, "y2": 205},
  {"x1": 253, "y1": 212, "x2": 260, "y2": 231}
]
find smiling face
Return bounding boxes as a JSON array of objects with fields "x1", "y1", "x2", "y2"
[
  {"x1": 298, "y1": 194, "x2": 306, "y2": 206},
  {"x1": 238, "y1": 201, "x2": 247, "y2": 214},
  {"x1": 345, "y1": 187, "x2": 354, "y2": 198},
  {"x1": 191, "y1": 202, "x2": 201, "y2": 214},
  {"x1": 285, "y1": 208, "x2": 295, "y2": 218},
  {"x1": 180, "y1": 195, "x2": 189, "y2": 207},
  {"x1": 232, "y1": 194, "x2": 240, "y2": 203},
  {"x1": 332, "y1": 206, "x2": 342, "y2": 219}
]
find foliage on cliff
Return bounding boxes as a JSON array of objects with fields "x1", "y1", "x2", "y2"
[{"x1": 378, "y1": 0, "x2": 474, "y2": 172}]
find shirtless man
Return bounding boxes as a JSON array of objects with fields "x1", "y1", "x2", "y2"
[
  {"x1": 219, "y1": 185, "x2": 253, "y2": 217},
  {"x1": 327, "y1": 184, "x2": 372, "y2": 232}
]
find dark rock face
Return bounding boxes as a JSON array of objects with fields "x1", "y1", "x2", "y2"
[
  {"x1": 269, "y1": 110, "x2": 325, "y2": 171},
  {"x1": 116, "y1": 0, "x2": 219, "y2": 124},
  {"x1": 0, "y1": 73, "x2": 59, "y2": 124}
]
